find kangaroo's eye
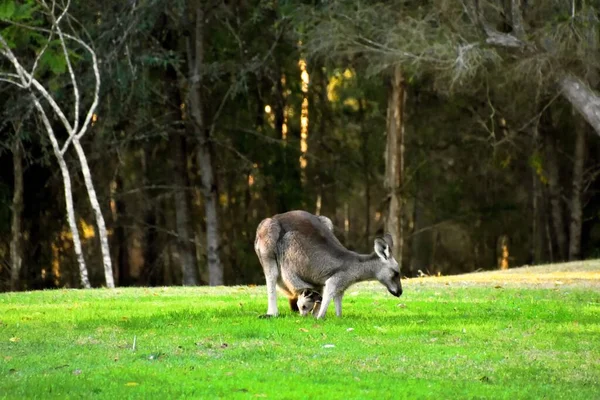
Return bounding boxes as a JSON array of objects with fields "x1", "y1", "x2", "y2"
[{"x1": 301, "y1": 305, "x2": 307, "y2": 310}]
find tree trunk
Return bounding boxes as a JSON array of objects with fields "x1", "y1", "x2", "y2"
[
  {"x1": 199, "y1": 143, "x2": 223, "y2": 285},
  {"x1": 140, "y1": 147, "x2": 159, "y2": 285},
  {"x1": 10, "y1": 136, "x2": 24, "y2": 291},
  {"x1": 384, "y1": 66, "x2": 405, "y2": 264},
  {"x1": 568, "y1": 117, "x2": 586, "y2": 260},
  {"x1": 472, "y1": 8, "x2": 600, "y2": 138},
  {"x1": 187, "y1": 2, "x2": 223, "y2": 285},
  {"x1": 72, "y1": 139, "x2": 115, "y2": 288},
  {"x1": 173, "y1": 133, "x2": 199, "y2": 285},
  {"x1": 544, "y1": 135, "x2": 568, "y2": 260},
  {"x1": 111, "y1": 175, "x2": 130, "y2": 286},
  {"x1": 545, "y1": 210, "x2": 554, "y2": 263},
  {"x1": 409, "y1": 173, "x2": 431, "y2": 276},
  {"x1": 359, "y1": 98, "x2": 371, "y2": 250},
  {"x1": 32, "y1": 98, "x2": 91, "y2": 288},
  {"x1": 530, "y1": 125, "x2": 543, "y2": 264}
]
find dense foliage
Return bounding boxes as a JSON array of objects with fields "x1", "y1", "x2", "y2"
[{"x1": 1, "y1": 0, "x2": 600, "y2": 289}]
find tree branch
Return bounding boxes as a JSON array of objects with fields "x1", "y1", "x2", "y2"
[
  {"x1": 560, "y1": 75, "x2": 600, "y2": 136},
  {"x1": 0, "y1": 33, "x2": 74, "y2": 134},
  {"x1": 0, "y1": 19, "x2": 100, "y2": 152},
  {"x1": 47, "y1": 0, "x2": 81, "y2": 133}
]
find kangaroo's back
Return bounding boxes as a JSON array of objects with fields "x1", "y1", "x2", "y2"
[
  {"x1": 271, "y1": 210, "x2": 355, "y2": 283},
  {"x1": 274, "y1": 210, "x2": 349, "y2": 257}
]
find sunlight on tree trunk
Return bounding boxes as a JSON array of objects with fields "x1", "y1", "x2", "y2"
[
  {"x1": 277, "y1": 74, "x2": 289, "y2": 142},
  {"x1": 315, "y1": 193, "x2": 322, "y2": 216},
  {"x1": 497, "y1": 235, "x2": 510, "y2": 270},
  {"x1": 299, "y1": 58, "x2": 309, "y2": 179},
  {"x1": 344, "y1": 202, "x2": 350, "y2": 245}
]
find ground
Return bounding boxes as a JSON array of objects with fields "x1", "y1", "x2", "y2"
[{"x1": 1, "y1": 262, "x2": 599, "y2": 399}]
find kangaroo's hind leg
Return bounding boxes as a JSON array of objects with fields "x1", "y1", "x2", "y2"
[{"x1": 255, "y1": 218, "x2": 282, "y2": 317}]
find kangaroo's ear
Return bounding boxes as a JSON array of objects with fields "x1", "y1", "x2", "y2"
[
  {"x1": 383, "y1": 233, "x2": 394, "y2": 249},
  {"x1": 301, "y1": 289, "x2": 310, "y2": 296},
  {"x1": 310, "y1": 291, "x2": 323, "y2": 301},
  {"x1": 374, "y1": 238, "x2": 390, "y2": 260},
  {"x1": 317, "y1": 215, "x2": 334, "y2": 232}
]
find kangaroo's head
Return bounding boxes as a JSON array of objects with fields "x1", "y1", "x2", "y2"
[
  {"x1": 297, "y1": 289, "x2": 322, "y2": 316},
  {"x1": 374, "y1": 234, "x2": 403, "y2": 297}
]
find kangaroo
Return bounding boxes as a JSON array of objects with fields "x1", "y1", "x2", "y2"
[
  {"x1": 266, "y1": 214, "x2": 333, "y2": 314},
  {"x1": 297, "y1": 289, "x2": 322, "y2": 317},
  {"x1": 254, "y1": 210, "x2": 402, "y2": 319}
]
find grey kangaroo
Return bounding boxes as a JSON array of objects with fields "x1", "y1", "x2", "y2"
[{"x1": 254, "y1": 210, "x2": 402, "y2": 319}]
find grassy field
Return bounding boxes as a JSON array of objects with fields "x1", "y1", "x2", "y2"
[{"x1": 1, "y1": 263, "x2": 599, "y2": 399}]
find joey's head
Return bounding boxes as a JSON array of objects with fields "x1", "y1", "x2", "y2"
[
  {"x1": 297, "y1": 289, "x2": 322, "y2": 316},
  {"x1": 374, "y1": 234, "x2": 402, "y2": 297}
]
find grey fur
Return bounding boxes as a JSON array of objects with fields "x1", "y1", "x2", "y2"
[{"x1": 254, "y1": 210, "x2": 402, "y2": 319}]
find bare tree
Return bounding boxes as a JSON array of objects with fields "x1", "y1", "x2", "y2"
[{"x1": 0, "y1": 0, "x2": 114, "y2": 288}]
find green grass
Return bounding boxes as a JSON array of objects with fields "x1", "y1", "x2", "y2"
[{"x1": 1, "y1": 268, "x2": 600, "y2": 399}]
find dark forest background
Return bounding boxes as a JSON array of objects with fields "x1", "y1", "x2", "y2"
[{"x1": 2, "y1": 0, "x2": 600, "y2": 291}]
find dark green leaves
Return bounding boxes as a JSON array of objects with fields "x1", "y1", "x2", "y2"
[
  {"x1": 0, "y1": 0, "x2": 37, "y2": 22},
  {"x1": 0, "y1": 0, "x2": 15, "y2": 19}
]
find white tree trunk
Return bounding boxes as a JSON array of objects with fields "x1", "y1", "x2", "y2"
[
  {"x1": 0, "y1": 3, "x2": 111, "y2": 289},
  {"x1": 33, "y1": 98, "x2": 91, "y2": 288},
  {"x1": 72, "y1": 139, "x2": 114, "y2": 288},
  {"x1": 188, "y1": 2, "x2": 223, "y2": 286}
]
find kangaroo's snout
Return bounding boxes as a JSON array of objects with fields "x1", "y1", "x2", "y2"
[{"x1": 389, "y1": 287, "x2": 402, "y2": 297}]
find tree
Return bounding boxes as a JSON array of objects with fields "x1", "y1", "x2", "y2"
[
  {"x1": 0, "y1": 0, "x2": 114, "y2": 288},
  {"x1": 384, "y1": 66, "x2": 405, "y2": 263},
  {"x1": 185, "y1": 0, "x2": 223, "y2": 285},
  {"x1": 569, "y1": 117, "x2": 586, "y2": 260},
  {"x1": 464, "y1": 0, "x2": 600, "y2": 137},
  {"x1": 9, "y1": 125, "x2": 23, "y2": 291}
]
